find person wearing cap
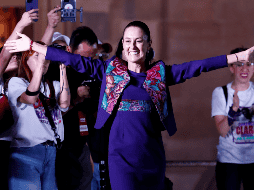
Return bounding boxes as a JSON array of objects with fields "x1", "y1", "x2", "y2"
[
  {"x1": 61, "y1": 26, "x2": 107, "y2": 190},
  {"x1": 52, "y1": 32, "x2": 70, "y2": 47},
  {"x1": 44, "y1": 32, "x2": 70, "y2": 83},
  {"x1": 43, "y1": 28, "x2": 101, "y2": 190},
  {"x1": 49, "y1": 27, "x2": 105, "y2": 190}
]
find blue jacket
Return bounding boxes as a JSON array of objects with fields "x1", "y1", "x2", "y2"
[{"x1": 46, "y1": 46, "x2": 228, "y2": 136}]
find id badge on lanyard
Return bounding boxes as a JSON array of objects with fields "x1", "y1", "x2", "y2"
[{"x1": 78, "y1": 110, "x2": 89, "y2": 136}]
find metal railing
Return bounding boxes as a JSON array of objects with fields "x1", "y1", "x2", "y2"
[{"x1": 166, "y1": 161, "x2": 216, "y2": 167}]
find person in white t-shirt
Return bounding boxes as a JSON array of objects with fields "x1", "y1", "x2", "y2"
[
  {"x1": 0, "y1": 10, "x2": 37, "y2": 190},
  {"x1": 0, "y1": 6, "x2": 63, "y2": 190},
  {"x1": 212, "y1": 47, "x2": 254, "y2": 190},
  {"x1": 7, "y1": 40, "x2": 70, "y2": 189}
]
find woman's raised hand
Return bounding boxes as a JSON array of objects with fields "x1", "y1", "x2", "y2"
[
  {"x1": 4, "y1": 32, "x2": 31, "y2": 53},
  {"x1": 38, "y1": 53, "x2": 49, "y2": 75},
  {"x1": 19, "y1": 9, "x2": 39, "y2": 28},
  {"x1": 47, "y1": 6, "x2": 61, "y2": 28}
]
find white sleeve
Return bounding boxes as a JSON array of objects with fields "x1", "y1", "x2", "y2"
[
  {"x1": 211, "y1": 86, "x2": 227, "y2": 117},
  {"x1": 8, "y1": 77, "x2": 29, "y2": 108}
]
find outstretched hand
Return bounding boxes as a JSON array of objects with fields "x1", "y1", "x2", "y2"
[
  {"x1": 235, "y1": 46, "x2": 254, "y2": 63},
  {"x1": 19, "y1": 9, "x2": 39, "y2": 27},
  {"x1": 4, "y1": 32, "x2": 31, "y2": 53},
  {"x1": 246, "y1": 46, "x2": 254, "y2": 64}
]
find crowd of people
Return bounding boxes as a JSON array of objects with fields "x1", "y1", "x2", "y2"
[{"x1": 1, "y1": 6, "x2": 254, "y2": 190}]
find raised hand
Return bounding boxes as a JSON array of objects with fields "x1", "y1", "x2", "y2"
[
  {"x1": 47, "y1": 6, "x2": 61, "y2": 29},
  {"x1": 40, "y1": 6, "x2": 61, "y2": 45},
  {"x1": 18, "y1": 9, "x2": 39, "y2": 28},
  {"x1": 59, "y1": 63, "x2": 66, "y2": 70},
  {"x1": 38, "y1": 52, "x2": 50, "y2": 75},
  {"x1": 4, "y1": 32, "x2": 31, "y2": 53},
  {"x1": 38, "y1": 52, "x2": 46, "y2": 64}
]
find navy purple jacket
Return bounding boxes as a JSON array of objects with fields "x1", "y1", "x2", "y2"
[{"x1": 46, "y1": 46, "x2": 228, "y2": 136}]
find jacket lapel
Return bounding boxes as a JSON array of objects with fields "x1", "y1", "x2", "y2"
[{"x1": 101, "y1": 57, "x2": 130, "y2": 114}]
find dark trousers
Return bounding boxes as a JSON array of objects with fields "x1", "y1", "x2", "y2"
[
  {"x1": 0, "y1": 140, "x2": 10, "y2": 190},
  {"x1": 216, "y1": 161, "x2": 254, "y2": 190}
]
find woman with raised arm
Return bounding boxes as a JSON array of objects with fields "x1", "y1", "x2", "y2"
[
  {"x1": 0, "y1": 6, "x2": 61, "y2": 130},
  {"x1": 5, "y1": 21, "x2": 254, "y2": 190},
  {"x1": 212, "y1": 47, "x2": 254, "y2": 190},
  {"x1": 0, "y1": 9, "x2": 38, "y2": 190},
  {"x1": 0, "y1": 9, "x2": 39, "y2": 123},
  {"x1": 6, "y1": 40, "x2": 70, "y2": 189},
  {"x1": 0, "y1": 7, "x2": 63, "y2": 190}
]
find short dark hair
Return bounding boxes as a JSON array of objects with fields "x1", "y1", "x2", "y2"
[
  {"x1": 230, "y1": 47, "x2": 248, "y2": 54},
  {"x1": 69, "y1": 26, "x2": 98, "y2": 53}
]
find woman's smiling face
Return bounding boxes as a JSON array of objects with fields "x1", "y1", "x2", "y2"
[{"x1": 122, "y1": 26, "x2": 150, "y2": 65}]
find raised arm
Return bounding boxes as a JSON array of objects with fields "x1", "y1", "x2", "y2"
[
  {"x1": 45, "y1": 46, "x2": 107, "y2": 79},
  {"x1": 40, "y1": 6, "x2": 61, "y2": 45},
  {"x1": 18, "y1": 53, "x2": 46, "y2": 105},
  {"x1": 166, "y1": 48, "x2": 254, "y2": 86},
  {"x1": 166, "y1": 55, "x2": 227, "y2": 85},
  {"x1": 58, "y1": 63, "x2": 70, "y2": 109},
  {"x1": 4, "y1": 35, "x2": 107, "y2": 81},
  {"x1": 0, "y1": 9, "x2": 38, "y2": 77}
]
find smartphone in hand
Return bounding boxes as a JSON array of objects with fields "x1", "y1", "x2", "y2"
[{"x1": 26, "y1": 0, "x2": 38, "y2": 22}]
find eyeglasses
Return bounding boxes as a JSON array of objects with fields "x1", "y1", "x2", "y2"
[{"x1": 234, "y1": 62, "x2": 254, "y2": 67}]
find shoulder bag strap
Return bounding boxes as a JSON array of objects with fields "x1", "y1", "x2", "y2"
[
  {"x1": 39, "y1": 93, "x2": 62, "y2": 149},
  {"x1": 222, "y1": 85, "x2": 228, "y2": 105}
]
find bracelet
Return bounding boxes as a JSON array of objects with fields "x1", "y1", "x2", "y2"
[
  {"x1": 25, "y1": 88, "x2": 40, "y2": 96},
  {"x1": 30, "y1": 40, "x2": 33, "y2": 52},
  {"x1": 235, "y1": 53, "x2": 238, "y2": 62}
]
